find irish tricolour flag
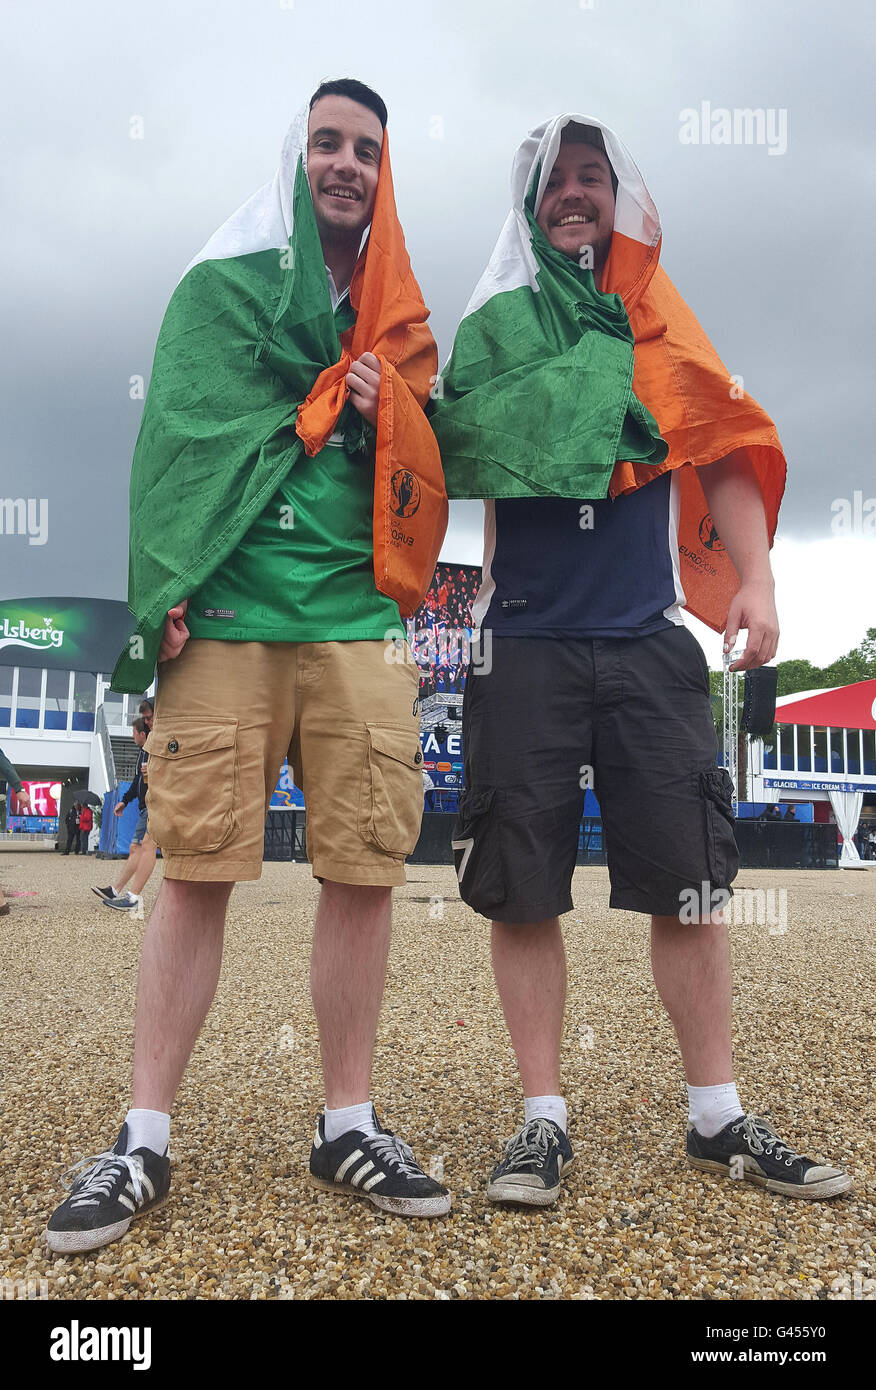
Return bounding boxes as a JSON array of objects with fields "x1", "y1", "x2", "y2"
[{"x1": 432, "y1": 113, "x2": 786, "y2": 634}]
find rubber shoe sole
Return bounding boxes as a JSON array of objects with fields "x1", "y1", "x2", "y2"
[
  {"x1": 45, "y1": 1195, "x2": 168, "y2": 1254},
  {"x1": 311, "y1": 1175, "x2": 450, "y2": 1218},
  {"x1": 487, "y1": 1155, "x2": 575, "y2": 1207},
  {"x1": 687, "y1": 1156, "x2": 853, "y2": 1200}
]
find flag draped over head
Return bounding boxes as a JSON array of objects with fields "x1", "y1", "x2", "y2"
[
  {"x1": 112, "y1": 104, "x2": 447, "y2": 693},
  {"x1": 431, "y1": 113, "x2": 786, "y2": 633}
]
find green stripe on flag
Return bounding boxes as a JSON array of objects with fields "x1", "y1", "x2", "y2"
[
  {"x1": 112, "y1": 158, "x2": 352, "y2": 691},
  {"x1": 433, "y1": 210, "x2": 666, "y2": 500}
]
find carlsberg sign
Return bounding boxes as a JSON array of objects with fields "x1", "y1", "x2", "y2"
[{"x1": 0, "y1": 615, "x2": 64, "y2": 652}]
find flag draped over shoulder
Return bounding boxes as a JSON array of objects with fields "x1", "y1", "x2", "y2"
[
  {"x1": 111, "y1": 106, "x2": 447, "y2": 694},
  {"x1": 431, "y1": 113, "x2": 786, "y2": 633}
]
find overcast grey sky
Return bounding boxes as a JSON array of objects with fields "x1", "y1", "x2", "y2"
[{"x1": 1, "y1": 0, "x2": 873, "y2": 662}]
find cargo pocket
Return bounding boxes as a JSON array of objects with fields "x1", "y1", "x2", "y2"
[
  {"x1": 452, "y1": 787, "x2": 506, "y2": 916},
  {"x1": 699, "y1": 766, "x2": 739, "y2": 887},
  {"x1": 358, "y1": 723, "x2": 424, "y2": 858},
  {"x1": 146, "y1": 717, "x2": 240, "y2": 854}
]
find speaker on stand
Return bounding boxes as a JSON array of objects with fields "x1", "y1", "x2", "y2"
[{"x1": 740, "y1": 667, "x2": 778, "y2": 737}]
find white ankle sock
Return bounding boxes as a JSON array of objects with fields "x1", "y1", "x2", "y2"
[
  {"x1": 324, "y1": 1102, "x2": 378, "y2": 1143},
  {"x1": 524, "y1": 1095, "x2": 568, "y2": 1133},
  {"x1": 687, "y1": 1082, "x2": 744, "y2": 1139},
  {"x1": 124, "y1": 1108, "x2": 170, "y2": 1156}
]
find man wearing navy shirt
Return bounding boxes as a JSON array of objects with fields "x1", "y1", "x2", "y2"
[{"x1": 450, "y1": 120, "x2": 852, "y2": 1208}]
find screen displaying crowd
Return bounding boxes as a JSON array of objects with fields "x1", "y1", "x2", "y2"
[{"x1": 407, "y1": 563, "x2": 482, "y2": 698}]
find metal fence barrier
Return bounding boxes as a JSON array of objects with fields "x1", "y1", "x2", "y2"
[
  {"x1": 732, "y1": 821, "x2": 838, "y2": 869},
  {"x1": 261, "y1": 812, "x2": 840, "y2": 871},
  {"x1": 263, "y1": 810, "x2": 307, "y2": 862}
]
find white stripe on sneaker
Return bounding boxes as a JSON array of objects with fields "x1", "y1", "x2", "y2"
[
  {"x1": 362, "y1": 1171, "x2": 386, "y2": 1192},
  {"x1": 140, "y1": 1174, "x2": 155, "y2": 1201},
  {"x1": 350, "y1": 1160, "x2": 374, "y2": 1187},
  {"x1": 118, "y1": 1194, "x2": 136, "y2": 1212},
  {"x1": 335, "y1": 1149, "x2": 364, "y2": 1183}
]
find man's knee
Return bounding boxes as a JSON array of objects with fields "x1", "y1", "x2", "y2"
[
  {"x1": 320, "y1": 879, "x2": 392, "y2": 900},
  {"x1": 157, "y1": 877, "x2": 234, "y2": 912}
]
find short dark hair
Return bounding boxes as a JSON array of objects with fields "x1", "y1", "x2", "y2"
[
  {"x1": 139, "y1": 698, "x2": 154, "y2": 714},
  {"x1": 309, "y1": 78, "x2": 387, "y2": 130},
  {"x1": 133, "y1": 717, "x2": 147, "y2": 734},
  {"x1": 561, "y1": 122, "x2": 619, "y2": 196}
]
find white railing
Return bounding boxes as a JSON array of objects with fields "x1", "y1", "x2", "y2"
[{"x1": 95, "y1": 703, "x2": 117, "y2": 790}]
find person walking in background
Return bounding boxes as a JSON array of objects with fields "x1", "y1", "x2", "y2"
[
  {"x1": 77, "y1": 802, "x2": 94, "y2": 854},
  {"x1": 93, "y1": 717, "x2": 158, "y2": 915}
]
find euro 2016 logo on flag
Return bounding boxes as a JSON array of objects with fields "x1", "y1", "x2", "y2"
[
  {"x1": 698, "y1": 513, "x2": 725, "y2": 553},
  {"x1": 390, "y1": 470, "x2": 421, "y2": 518}
]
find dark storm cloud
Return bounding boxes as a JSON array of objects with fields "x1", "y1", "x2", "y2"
[{"x1": 1, "y1": 0, "x2": 871, "y2": 604}]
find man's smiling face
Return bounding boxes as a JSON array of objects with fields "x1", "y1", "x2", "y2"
[
  {"x1": 535, "y1": 133, "x2": 616, "y2": 274},
  {"x1": 307, "y1": 94, "x2": 383, "y2": 240}
]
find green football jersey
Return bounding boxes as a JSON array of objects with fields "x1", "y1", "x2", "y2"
[{"x1": 187, "y1": 286, "x2": 402, "y2": 644}]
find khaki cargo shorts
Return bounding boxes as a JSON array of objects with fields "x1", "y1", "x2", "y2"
[{"x1": 144, "y1": 638, "x2": 424, "y2": 886}]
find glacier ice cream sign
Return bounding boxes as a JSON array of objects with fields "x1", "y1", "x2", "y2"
[{"x1": 0, "y1": 615, "x2": 65, "y2": 654}]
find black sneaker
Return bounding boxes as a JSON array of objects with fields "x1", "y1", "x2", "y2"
[
  {"x1": 46, "y1": 1124, "x2": 171, "y2": 1253},
  {"x1": 687, "y1": 1113, "x2": 853, "y2": 1200},
  {"x1": 486, "y1": 1117, "x2": 574, "y2": 1206},
  {"x1": 309, "y1": 1109, "x2": 450, "y2": 1217},
  {"x1": 91, "y1": 885, "x2": 116, "y2": 901}
]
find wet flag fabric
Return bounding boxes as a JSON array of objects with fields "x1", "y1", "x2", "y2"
[{"x1": 432, "y1": 113, "x2": 786, "y2": 632}]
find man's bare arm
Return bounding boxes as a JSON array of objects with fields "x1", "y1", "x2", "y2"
[{"x1": 697, "y1": 450, "x2": 779, "y2": 671}]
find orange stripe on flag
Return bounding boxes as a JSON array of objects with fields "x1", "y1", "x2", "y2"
[{"x1": 296, "y1": 136, "x2": 447, "y2": 616}]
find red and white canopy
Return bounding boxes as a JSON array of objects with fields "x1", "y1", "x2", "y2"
[{"x1": 775, "y1": 679, "x2": 876, "y2": 730}]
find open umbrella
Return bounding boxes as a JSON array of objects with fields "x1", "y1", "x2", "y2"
[{"x1": 68, "y1": 788, "x2": 101, "y2": 806}]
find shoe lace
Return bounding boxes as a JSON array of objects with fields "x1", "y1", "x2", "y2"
[
  {"x1": 365, "y1": 1132, "x2": 424, "y2": 1177},
  {"x1": 732, "y1": 1115, "x2": 800, "y2": 1164},
  {"x1": 61, "y1": 1149, "x2": 146, "y2": 1209},
  {"x1": 501, "y1": 1118, "x2": 557, "y2": 1168}
]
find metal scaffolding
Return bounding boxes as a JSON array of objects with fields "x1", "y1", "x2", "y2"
[{"x1": 722, "y1": 648, "x2": 742, "y2": 812}]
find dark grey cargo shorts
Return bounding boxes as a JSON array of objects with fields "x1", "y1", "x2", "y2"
[{"x1": 453, "y1": 625, "x2": 738, "y2": 921}]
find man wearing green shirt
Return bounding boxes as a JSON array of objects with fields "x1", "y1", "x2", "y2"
[{"x1": 46, "y1": 79, "x2": 449, "y2": 1257}]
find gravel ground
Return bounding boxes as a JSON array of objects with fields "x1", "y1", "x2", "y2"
[{"x1": 1, "y1": 848, "x2": 873, "y2": 1301}]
